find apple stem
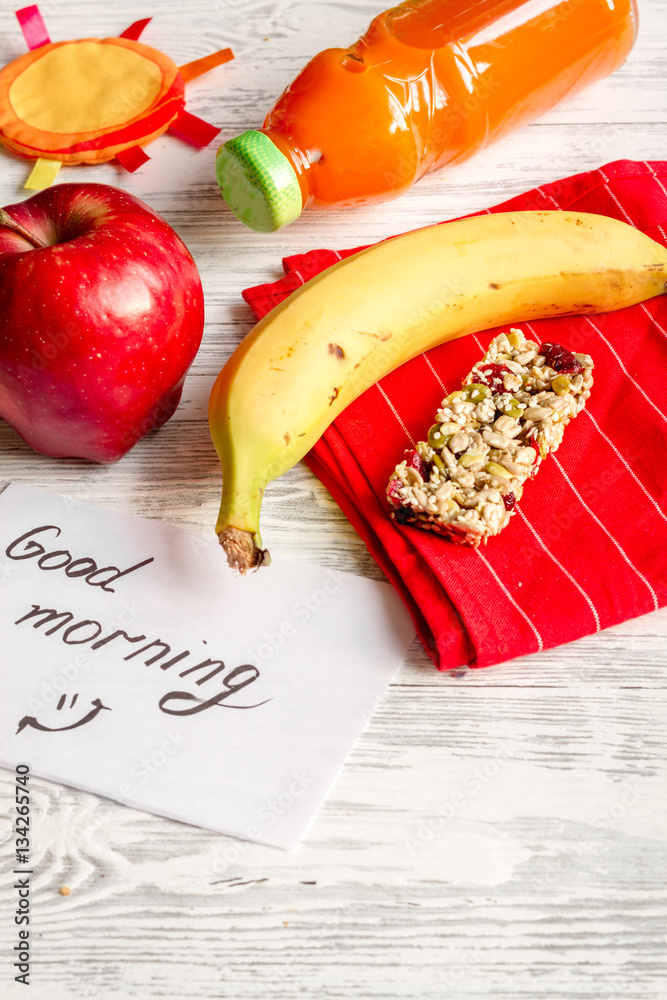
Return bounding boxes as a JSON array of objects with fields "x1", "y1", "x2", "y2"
[{"x1": 0, "y1": 208, "x2": 48, "y2": 249}]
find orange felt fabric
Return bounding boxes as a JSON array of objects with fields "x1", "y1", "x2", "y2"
[
  {"x1": 0, "y1": 37, "x2": 184, "y2": 164},
  {"x1": 179, "y1": 48, "x2": 234, "y2": 83}
]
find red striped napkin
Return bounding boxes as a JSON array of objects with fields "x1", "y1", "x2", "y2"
[{"x1": 243, "y1": 160, "x2": 667, "y2": 670}]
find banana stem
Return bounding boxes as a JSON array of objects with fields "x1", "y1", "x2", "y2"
[
  {"x1": 215, "y1": 478, "x2": 269, "y2": 573},
  {"x1": 218, "y1": 526, "x2": 270, "y2": 573}
]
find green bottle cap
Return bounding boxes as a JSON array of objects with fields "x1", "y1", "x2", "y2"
[{"x1": 216, "y1": 130, "x2": 303, "y2": 233}]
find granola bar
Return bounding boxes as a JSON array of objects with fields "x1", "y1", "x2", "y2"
[{"x1": 386, "y1": 329, "x2": 594, "y2": 547}]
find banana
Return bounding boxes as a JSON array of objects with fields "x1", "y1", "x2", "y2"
[{"x1": 209, "y1": 210, "x2": 667, "y2": 571}]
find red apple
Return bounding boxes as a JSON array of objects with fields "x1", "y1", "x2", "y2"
[{"x1": 0, "y1": 183, "x2": 205, "y2": 463}]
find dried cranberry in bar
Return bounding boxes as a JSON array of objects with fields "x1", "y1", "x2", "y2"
[
  {"x1": 386, "y1": 328, "x2": 594, "y2": 548},
  {"x1": 538, "y1": 342, "x2": 583, "y2": 374},
  {"x1": 470, "y1": 362, "x2": 519, "y2": 394}
]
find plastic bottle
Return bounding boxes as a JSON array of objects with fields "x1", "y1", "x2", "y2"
[{"x1": 216, "y1": 0, "x2": 638, "y2": 232}]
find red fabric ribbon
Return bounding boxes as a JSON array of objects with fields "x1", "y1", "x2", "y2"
[
  {"x1": 169, "y1": 109, "x2": 220, "y2": 148},
  {"x1": 15, "y1": 5, "x2": 50, "y2": 49},
  {"x1": 242, "y1": 160, "x2": 667, "y2": 670},
  {"x1": 116, "y1": 146, "x2": 150, "y2": 172},
  {"x1": 118, "y1": 17, "x2": 152, "y2": 42}
]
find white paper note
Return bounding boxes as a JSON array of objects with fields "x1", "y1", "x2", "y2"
[{"x1": 0, "y1": 483, "x2": 415, "y2": 849}]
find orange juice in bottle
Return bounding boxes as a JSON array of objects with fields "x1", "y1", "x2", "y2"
[{"x1": 216, "y1": 0, "x2": 638, "y2": 231}]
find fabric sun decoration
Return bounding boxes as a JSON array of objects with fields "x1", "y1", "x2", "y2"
[{"x1": 0, "y1": 5, "x2": 233, "y2": 188}]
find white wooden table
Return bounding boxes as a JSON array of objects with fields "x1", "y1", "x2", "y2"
[{"x1": 1, "y1": 1, "x2": 666, "y2": 997}]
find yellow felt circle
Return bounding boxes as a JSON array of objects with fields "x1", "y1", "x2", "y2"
[{"x1": 8, "y1": 40, "x2": 163, "y2": 134}]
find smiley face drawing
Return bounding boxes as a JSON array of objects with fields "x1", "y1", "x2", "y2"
[{"x1": 16, "y1": 692, "x2": 112, "y2": 734}]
